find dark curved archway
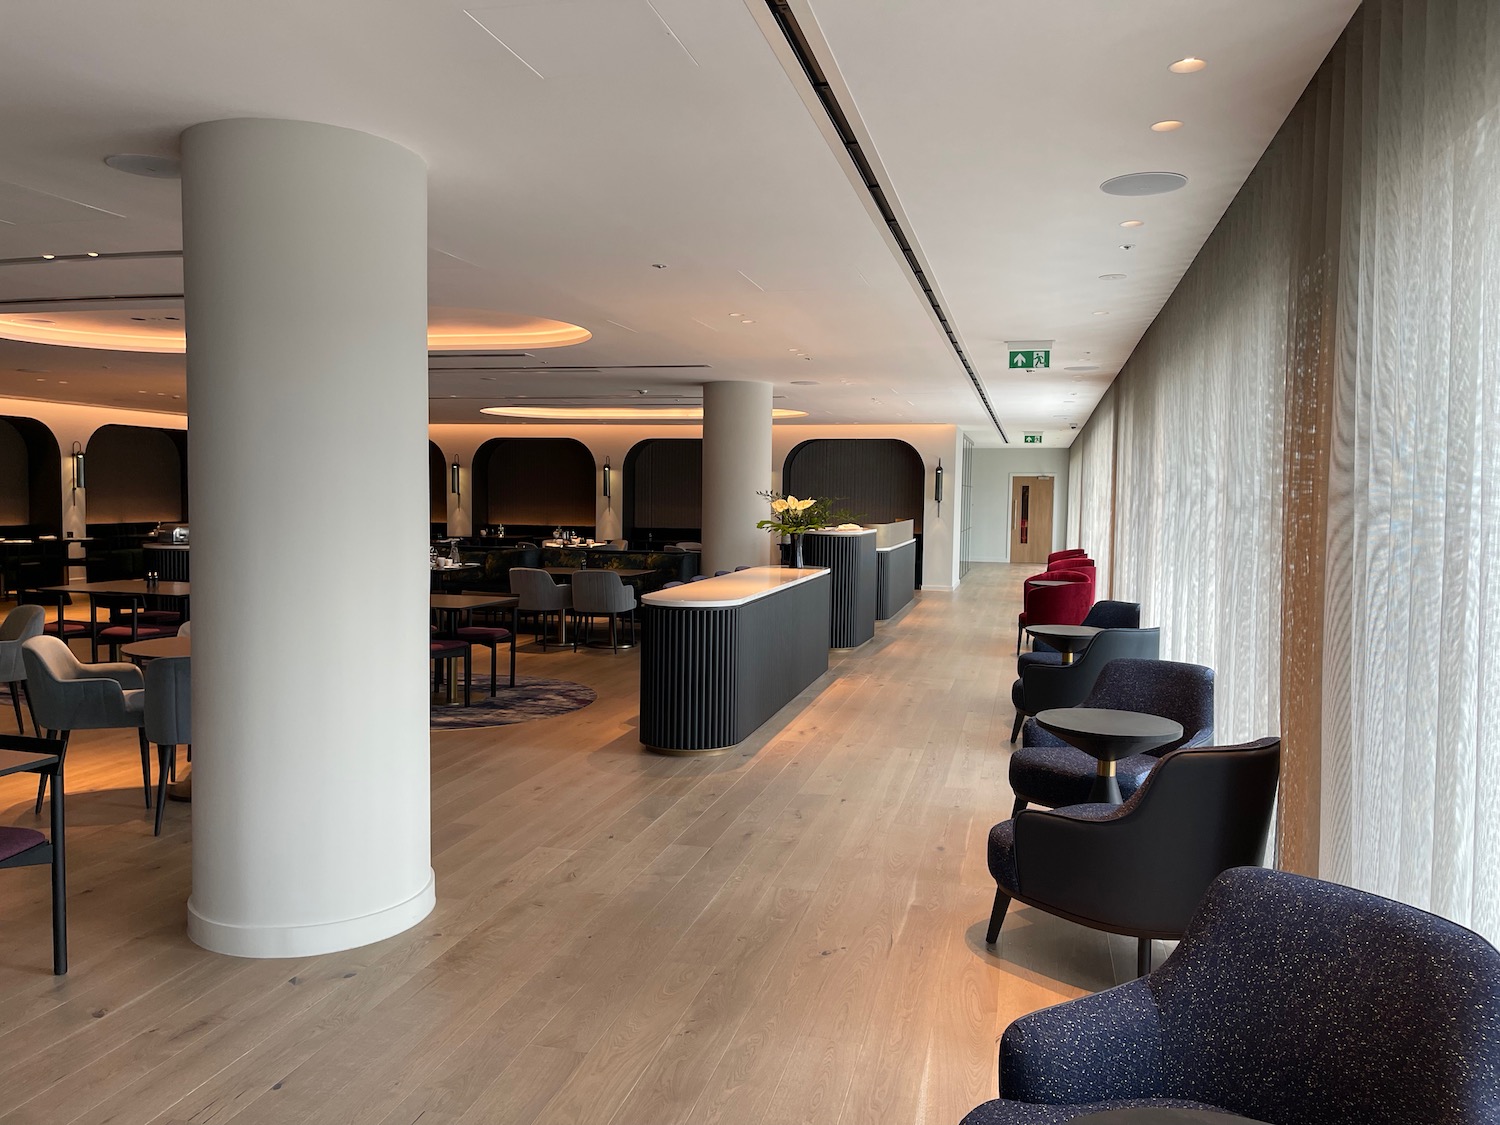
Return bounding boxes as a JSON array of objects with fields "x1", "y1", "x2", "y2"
[
  {"x1": 472, "y1": 437, "x2": 595, "y2": 538},
  {"x1": 429, "y1": 441, "x2": 448, "y2": 536},
  {"x1": 783, "y1": 437, "x2": 925, "y2": 582},
  {"x1": 622, "y1": 438, "x2": 701, "y2": 549},
  {"x1": 0, "y1": 415, "x2": 65, "y2": 592},
  {"x1": 83, "y1": 424, "x2": 188, "y2": 580},
  {"x1": 0, "y1": 415, "x2": 62, "y2": 535}
]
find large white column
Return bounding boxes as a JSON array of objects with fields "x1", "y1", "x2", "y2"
[
  {"x1": 701, "y1": 381, "x2": 772, "y2": 574},
  {"x1": 181, "y1": 119, "x2": 433, "y2": 957}
]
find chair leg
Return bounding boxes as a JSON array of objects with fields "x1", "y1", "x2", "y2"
[
  {"x1": 1136, "y1": 938, "x2": 1152, "y2": 978},
  {"x1": 508, "y1": 632, "x2": 517, "y2": 687},
  {"x1": 1010, "y1": 795, "x2": 1028, "y2": 818},
  {"x1": 138, "y1": 728, "x2": 152, "y2": 809},
  {"x1": 49, "y1": 769, "x2": 66, "y2": 975},
  {"x1": 985, "y1": 887, "x2": 1013, "y2": 945},
  {"x1": 1016, "y1": 622, "x2": 1022, "y2": 653},
  {"x1": 21, "y1": 681, "x2": 37, "y2": 739},
  {"x1": 610, "y1": 613, "x2": 618, "y2": 654},
  {"x1": 37, "y1": 730, "x2": 70, "y2": 815},
  {"x1": 488, "y1": 642, "x2": 498, "y2": 696},
  {"x1": 1010, "y1": 712, "x2": 1023, "y2": 744},
  {"x1": 8, "y1": 682, "x2": 23, "y2": 734},
  {"x1": 154, "y1": 745, "x2": 174, "y2": 836}
]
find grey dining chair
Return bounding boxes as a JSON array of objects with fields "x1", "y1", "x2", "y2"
[
  {"x1": 21, "y1": 635, "x2": 151, "y2": 812},
  {"x1": 674, "y1": 541, "x2": 702, "y2": 551},
  {"x1": 570, "y1": 571, "x2": 638, "y2": 652},
  {"x1": 509, "y1": 567, "x2": 571, "y2": 651},
  {"x1": 175, "y1": 620, "x2": 192, "y2": 640},
  {"x1": 0, "y1": 605, "x2": 45, "y2": 733},
  {"x1": 144, "y1": 656, "x2": 190, "y2": 835}
]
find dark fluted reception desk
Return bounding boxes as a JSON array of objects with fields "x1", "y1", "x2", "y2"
[
  {"x1": 639, "y1": 567, "x2": 831, "y2": 754},
  {"x1": 801, "y1": 529, "x2": 876, "y2": 649},
  {"x1": 873, "y1": 521, "x2": 917, "y2": 620}
]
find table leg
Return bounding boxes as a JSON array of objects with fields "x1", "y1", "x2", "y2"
[
  {"x1": 1088, "y1": 759, "x2": 1122, "y2": 804},
  {"x1": 49, "y1": 763, "x2": 66, "y2": 975},
  {"x1": 1060, "y1": 651, "x2": 1074, "y2": 665}
]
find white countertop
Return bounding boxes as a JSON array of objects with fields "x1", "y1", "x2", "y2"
[
  {"x1": 805, "y1": 527, "x2": 876, "y2": 536},
  {"x1": 642, "y1": 566, "x2": 829, "y2": 608},
  {"x1": 876, "y1": 538, "x2": 917, "y2": 552}
]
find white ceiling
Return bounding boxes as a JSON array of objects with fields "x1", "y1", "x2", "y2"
[{"x1": 0, "y1": 0, "x2": 1357, "y2": 446}]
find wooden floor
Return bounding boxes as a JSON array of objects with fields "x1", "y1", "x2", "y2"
[{"x1": 0, "y1": 563, "x2": 1151, "y2": 1125}]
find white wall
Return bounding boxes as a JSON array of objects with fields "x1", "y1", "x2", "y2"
[{"x1": 968, "y1": 446, "x2": 1070, "y2": 562}]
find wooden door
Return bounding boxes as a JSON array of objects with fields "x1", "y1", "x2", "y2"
[{"x1": 1009, "y1": 476, "x2": 1053, "y2": 565}]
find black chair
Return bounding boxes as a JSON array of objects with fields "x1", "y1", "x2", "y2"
[
  {"x1": 1010, "y1": 658, "x2": 1214, "y2": 815},
  {"x1": 0, "y1": 734, "x2": 67, "y2": 975},
  {"x1": 987, "y1": 737, "x2": 1279, "y2": 976},
  {"x1": 429, "y1": 639, "x2": 471, "y2": 707},
  {"x1": 19, "y1": 589, "x2": 100, "y2": 652},
  {"x1": 1010, "y1": 627, "x2": 1160, "y2": 743},
  {"x1": 1018, "y1": 600, "x2": 1141, "y2": 673},
  {"x1": 963, "y1": 867, "x2": 1500, "y2": 1125}
]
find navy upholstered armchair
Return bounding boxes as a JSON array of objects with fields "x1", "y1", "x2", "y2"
[
  {"x1": 961, "y1": 867, "x2": 1500, "y2": 1125},
  {"x1": 1009, "y1": 627, "x2": 1160, "y2": 743},
  {"x1": 987, "y1": 738, "x2": 1280, "y2": 976},
  {"x1": 1009, "y1": 659, "x2": 1212, "y2": 815},
  {"x1": 1018, "y1": 600, "x2": 1141, "y2": 672}
]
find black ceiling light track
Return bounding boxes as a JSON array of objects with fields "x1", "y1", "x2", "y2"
[
  {"x1": 0, "y1": 250, "x2": 183, "y2": 267},
  {"x1": 0, "y1": 292, "x2": 184, "y2": 307},
  {"x1": 763, "y1": 0, "x2": 1005, "y2": 440}
]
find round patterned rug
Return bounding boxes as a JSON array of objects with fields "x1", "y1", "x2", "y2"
[{"x1": 429, "y1": 674, "x2": 597, "y2": 730}]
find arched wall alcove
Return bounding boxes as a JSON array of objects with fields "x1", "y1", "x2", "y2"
[
  {"x1": 85, "y1": 424, "x2": 188, "y2": 526},
  {"x1": 83, "y1": 424, "x2": 189, "y2": 580},
  {"x1": 783, "y1": 437, "x2": 926, "y2": 582},
  {"x1": 429, "y1": 441, "x2": 448, "y2": 537},
  {"x1": 622, "y1": 438, "x2": 701, "y2": 549},
  {"x1": 472, "y1": 437, "x2": 596, "y2": 538},
  {"x1": 0, "y1": 415, "x2": 65, "y2": 593},
  {"x1": 0, "y1": 415, "x2": 62, "y2": 534}
]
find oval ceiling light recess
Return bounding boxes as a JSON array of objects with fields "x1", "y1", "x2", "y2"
[
  {"x1": 1151, "y1": 120, "x2": 1184, "y2": 133},
  {"x1": 1100, "y1": 172, "x2": 1188, "y2": 196},
  {"x1": 1099, "y1": 273, "x2": 1127, "y2": 281},
  {"x1": 1169, "y1": 57, "x2": 1207, "y2": 74},
  {"x1": 1120, "y1": 220, "x2": 1145, "y2": 228},
  {"x1": 104, "y1": 153, "x2": 182, "y2": 179}
]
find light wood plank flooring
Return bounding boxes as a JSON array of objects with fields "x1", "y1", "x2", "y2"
[{"x1": 0, "y1": 563, "x2": 1148, "y2": 1125}]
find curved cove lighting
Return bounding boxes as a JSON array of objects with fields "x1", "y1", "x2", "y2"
[
  {"x1": 0, "y1": 305, "x2": 592, "y2": 353},
  {"x1": 481, "y1": 405, "x2": 809, "y2": 421}
]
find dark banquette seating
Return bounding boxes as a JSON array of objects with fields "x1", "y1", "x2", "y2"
[
  {"x1": 457, "y1": 546, "x2": 699, "y2": 595},
  {"x1": 961, "y1": 867, "x2": 1500, "y2": 1125}
]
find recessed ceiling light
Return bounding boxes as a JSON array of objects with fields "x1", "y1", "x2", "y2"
[
  {"x1": 86, "y1": 251, "x2": 100, "y2": 257},
  {"x1": 40, "y1": 254, "x2": 55, "y2": 260},
  {"x1": 1101, "y1": 172, "x2": 1188, "y2": 196},
  {"x1": 1099, "y1": 274, "x2": 1127, "y2": 281},
  {"x1": 729, "y1": 313, "x2": 742, "y2": 317},
  {"x1": 1152, "y1": 120, "x2": 1184, "y2": 133},
  {"x1": 1065, "y1": 365, "x2": 1100, "y2": 372},
  {"x1": 481, "y1": 404, "x2": 808, "y2": 421},
  {"x1": 741, "y1": 319, "x2": 755, "y2": 324},
  {"x1": 650, "y1": 263, "x2": 668, "y2": 269},
  {"x1": 1169, "y1": 57, "x2": 1207, "y2": 74},
  {"x1": 1120, "y1": 220, "x2": 1145, "y2": 229},
  {"x1": 104, "y1": 153, "x2": 181, "y2": 179},
  {"x1": 1093, "y1": 310, "x2": 1110, "y2": 316}
]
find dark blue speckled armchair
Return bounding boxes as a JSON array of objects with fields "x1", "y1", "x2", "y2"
[
  {"x1": 1018, "y1": 600, "x2": 1142, "y2": 671},
  {"x1": 961, "y1": 867, "x2": 1500, "y2": 1125}
]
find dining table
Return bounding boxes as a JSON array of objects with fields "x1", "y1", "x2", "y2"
[
  {"x1": 1034, "y1": 706, "x2": 1183, "y2": 804},
  {"x1": 39, "y1": 579, "x2": 191, "y2": 661}
]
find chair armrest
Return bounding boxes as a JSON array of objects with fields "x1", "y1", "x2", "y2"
[
  {"x1": 1018, "y1": 661, "x2": 1092, "y2": 713},
  {"x1": 72, "y1": 662, "x2": 144, "y2": 690},
  {"x1": 999, "y1": 978, "x2": 1166, "y2": 1103}
]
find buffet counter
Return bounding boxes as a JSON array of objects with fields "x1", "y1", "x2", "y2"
[{"x1": 639, "y1": 566, "x2": 830, "y2": 754}]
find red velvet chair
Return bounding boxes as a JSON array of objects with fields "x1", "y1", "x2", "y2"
[
  {"x1": 1017, "y1": 569, "x2": 1094, "y2": 651},
  {"x1": 1047, "y1": 548, "x2": 1088, "y2": 566}
]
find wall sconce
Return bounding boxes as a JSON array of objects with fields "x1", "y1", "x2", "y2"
[
  {"x1": 934, "y1": 459, "x2": 944, "y2": 505},
  {"x1": 602, "y1": 455, "x2": 612, "y2": 499},
  {"x1": 450, "y1": 455, "x2": 461, "y2": 498},
  {"x1": 71, "y1": 442, "x2": 85, "y2": 491}
]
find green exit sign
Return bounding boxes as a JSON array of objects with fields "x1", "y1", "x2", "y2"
[
  {"x1": 1009, "y1": 350, "x2": 1050, "y2": 369},
  {"x1": 1023, "y1": 433, "x2": 1043, "y2": 444}
]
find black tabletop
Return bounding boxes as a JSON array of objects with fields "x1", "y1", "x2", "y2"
[
  {"x1": 0, "y1": 748, "x2": 61, "y2": 777},
  {"x1": 1034, "y1": 707, "x2": 1183, "y2": 762}
]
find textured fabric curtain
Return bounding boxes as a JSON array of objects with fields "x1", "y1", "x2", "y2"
[
  {"x1": 1067, "y1": 0, "x2": 1500, "y2": 941},
  {"x1": 1067, "y1": 386, "x2": 1116, "y2": 595}
]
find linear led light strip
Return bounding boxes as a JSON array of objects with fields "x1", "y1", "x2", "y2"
[{"x1": 762, "y1": 0, "x2": 1006, "y2": 441}]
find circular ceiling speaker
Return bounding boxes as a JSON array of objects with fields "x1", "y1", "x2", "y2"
[
  {"x1": 104, "y1": 153, "x2": 182, "y2": 179},
  {"x1": 1100, "y1": 172, "x2": 1188, "y2": 196}
]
